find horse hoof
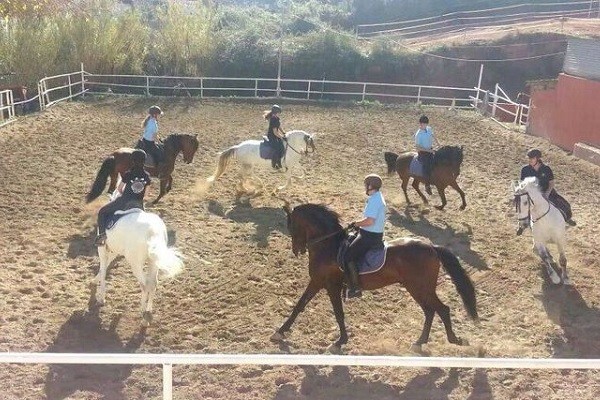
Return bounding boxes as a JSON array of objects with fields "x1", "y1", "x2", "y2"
[
  {"x1": 435, "y1": 205, "x2": 444, "y2": 210},
  {"x1": 409, "y1": 343, "x2": 422, "y2": 353},
  {"x1": 327, "y1": 344, "x2": 342, "y2": 354},
  {"x1": 142, "y1": 311, "x2": 153, "y2": 325},
  {"x1": 459, "y1": 338, "x2": 469, "y2": 346},
  {"x1": 563, "y1": 277, "x2": 573, "y2": 286},
  {"x1": 270, "y1": 332, "x2": 285, "y2": 343},
  {"x1": 459, "y1": 205, "x2": 466, "y2": 211}
]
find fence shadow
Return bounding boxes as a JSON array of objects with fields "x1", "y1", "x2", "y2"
[
  {"x1": 207, "y1": 200, "x2": 288, "y2": 248},
  {"x1": 273, "y1": 366, "x2": 471, "y2": 400},
  {"x1": 44, "y1": 304, "x2": 146, "y2": 400},
  {"x1": 539, "y1": 279, "x2": 600, "y2": 358},
  {"x1": 388, "y1": 207, "x2": 488, "y2": 271}
]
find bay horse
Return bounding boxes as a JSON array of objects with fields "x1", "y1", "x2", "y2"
[
  {"x1": 206, "y1": 130, "x2": 315, "y2": 197},
  {"x1": 514, "y1": 177, "x2": 570, "y2": 285},
  {"x1": 271, "y1": 203, "x2": 478, "y2": 353},
  {"x1": 384, "y1": 145, "x2": 466, "y2": 210},
  {"x1": 92, "y1": 209, "x2": 184, "y2": 326},
  {"x1": 86, "y1": 133, "x2": 199, "y2": 204}
]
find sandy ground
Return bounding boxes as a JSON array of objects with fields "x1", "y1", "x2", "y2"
[{"x1": 0, "y1": 96, "x2": 599, "y2": 399}]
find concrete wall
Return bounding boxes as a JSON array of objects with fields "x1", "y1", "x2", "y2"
[{"x1": 528, "y1": 73, "x2": 600, "y2": 151}]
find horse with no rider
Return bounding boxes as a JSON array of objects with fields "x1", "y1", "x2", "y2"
[
  {"x1": 271, "y1": 202, "x2": 478, "y2": 353},
  {"x1": 86, "y1": 133, "x2": 199, "y2": 204},
  {"x1": 385, "y1": 145, "x2": 466, "y2": 210}
]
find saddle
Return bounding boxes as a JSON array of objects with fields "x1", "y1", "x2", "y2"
[
  {"x1": 409, "y1": 156, "x2": 426, "y2": 178},
  {"x1": 106, "y1": 208, "x2": 143, "y2": 231},
  {"x1": 337, "y1": 233, "x2": 388, "y2": 275},
  {"x1": 259, "y1": 137, "x2": 285, "y2": 161},
  {"x1": 135, "y1": 139, "x2": 165, "y2": 167}
]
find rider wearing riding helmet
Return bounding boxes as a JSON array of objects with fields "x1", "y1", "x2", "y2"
[
  {"x1": 414, "y1": 115, "x2": 440, "y2": 195},
  {"x1": 141, "y1": 105, "x2": 164, "y2": 168},
  {"x1": 95, "y1": 149, "x2": 152, "y2": 246},
  {"x1": 516, "y1": 148, "x2": 575, "y2": 235},
  {"x1": 345, "y1": 174, "x2": 387, "y2": 299},
  {"x1": 264, "y1": 104, "x2": 286, "y2": 169}
]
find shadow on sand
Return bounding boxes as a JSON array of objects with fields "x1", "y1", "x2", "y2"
[{"x1": 388, "y1": 207, "x2": 488, "y2": 271}]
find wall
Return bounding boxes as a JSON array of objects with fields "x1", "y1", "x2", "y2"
[{"x1": 528, "y1": 73, "x2": 600, "y2": 150}]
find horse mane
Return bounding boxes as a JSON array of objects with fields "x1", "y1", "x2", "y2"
[
  {"x1": 518, "y1": 176, "x2": 540, "y2": 193},
  {"x1": 293, "y1": 203, "x2": 343, "y2": 234},
  {"x1": 433, "y1": 145, "x2": 463, "y2": 168}
]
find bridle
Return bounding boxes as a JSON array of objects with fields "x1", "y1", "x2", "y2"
[
  {"x1": 284, "y1": 134, "x2": 315, "y2": 156},
  {"x1": 514, "y1": 191, "x2": 551, "y2": 224},
  {"x1": 306, "y1": 228, "x2": 347, "y2": 247}
]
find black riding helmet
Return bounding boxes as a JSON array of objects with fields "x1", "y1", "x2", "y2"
[
  {"x1": 527, "y1": 148, "x2": 542, "y2": 159},
  {"x1": 419, "y1": 115, "x2": 429, "y2": 124},
  {"x1": 131, "y1": 149, "x2": 147, "y2": 167},
  {"x1": 271, "y1": 104, "x2": 282, "y2": 113}
]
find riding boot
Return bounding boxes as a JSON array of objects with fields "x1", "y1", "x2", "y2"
[
  {"x1": 345, "y1": 261, "x2": 362, "y2": 299},
  {"x1": 516, "y1": 226, "x2": 524, "y2": 236},
  {"x1": 566, "y1": 219, "x2": 577, "y2": 227}
]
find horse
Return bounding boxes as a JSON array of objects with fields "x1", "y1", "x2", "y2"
[
  {"x1": 91, "y1": 209, "x2": 184, "y2": 326},
  {"x1": 206, "y1": 130, "x2": 315, "y2": 197},
  {"x1": 513, "y1": 177, "x2": 570, "y2": 285},
  {"x1": 270, "y1": 203, "x2": 478, "y2": 353},
  {"x1": 384, "y1": 145, "x2": 466, "y2": 210},
  {"x1": 86, "y1": 133, "x2": 199, "y2": 204}
]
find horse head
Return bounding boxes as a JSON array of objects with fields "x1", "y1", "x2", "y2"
[
  {"x1": 165, "y1": 133, "x2": 199, "y2": 163},
  {"x1": 513, "y1": 177, "x2": 541, "y2": 227},
  {"x1": 286, "y1": 203, "x2": 343, "y2": 257},
  {"x1": 286, "y1": 130, "x2": 316, "y2": 155},
  {"x1": 434, "y1": 145, "x2": 463, "y2": 169}
]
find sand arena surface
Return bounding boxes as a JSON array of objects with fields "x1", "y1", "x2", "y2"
[{"x1": 0, "y1": 97, "x2": 599, "y2": 399}]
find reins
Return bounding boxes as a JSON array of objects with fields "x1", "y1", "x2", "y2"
[{"x1": 307, "y1": 227, "x2": 349, "y2": 246}]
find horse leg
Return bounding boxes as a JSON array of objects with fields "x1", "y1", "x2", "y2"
[
  {"x1": 152, "y1": 179, "x2": 168, "y2": 204},
  {"x1": 534, "y1": 243, "x2": 561, "y2": 285},
  {"x1": 271, "y1": 279, "x2": 321, "y2": 342},
  {"x1": 556, "y1": 238, "x2": 570, "y2": 285},
  {"x1": 325, "y1": 282, "x2": 348, "y2": 353},
  {"x1": 107, "y1": 171, "x2": 118, "y2": 195},
  {"x1": 411, "y1": 305, "x2": 435, "y2": 352},
  {"x1": 449, "y1": 180, "x2": 467, "y2": 210},
  {"x1": 277, "y1": 170, "x2": 292, "y2": 192},
  {"x1": 400, "y1": 177, "x2": 411, "y2": 205},
  {"x1": 142, "y1": 264, "x2": 159, "y2": 326},
  {"x1": 92, "y1": 247, "x2": 116, "y2": 305},
  {"x1": 412, "y1": 178, "x2": 428, "y2": 204},
  {"x1": 166, "y1": 176, "x2": 173, "y2": 193},
  {"x1": 434, "y1": 185, "x2": 447, "y2": 210}
]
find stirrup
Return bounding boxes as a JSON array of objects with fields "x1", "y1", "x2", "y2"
[
  {"x1": 94, "y1": 234, "x2": 107, "y2": 247},
  {"x1": 345, "y1": 287, "x2": 362, "y2": 300}
]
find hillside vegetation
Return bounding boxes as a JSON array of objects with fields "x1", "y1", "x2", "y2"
[{"x1": 1, "y1": 0, "x2": 598, "y2": 97}]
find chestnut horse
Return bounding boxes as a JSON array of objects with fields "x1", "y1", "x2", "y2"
[
  {"x1": 86, "y1": 133, "x2": 199, "y2": 204},
  {"x1": 271, "y1": 203, "x2": 478, "y2": 353},
  {"x1": 384, "y1": 145, "x2": 466, "y2": 210}
]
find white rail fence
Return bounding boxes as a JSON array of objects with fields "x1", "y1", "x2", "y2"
[
  {"x1": 2, "y1": 352, "x2": 600, "y2": 400},
  {"x1": 471, "y1": 82, "x2": 530, "y2": 127},
  {"x1": 0, "y1": 89, "x2": 15, "y2": 128}
]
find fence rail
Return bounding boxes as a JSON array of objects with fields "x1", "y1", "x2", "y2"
[{"x1": 2, "y1": 352, "x2": 600, "y2": 400}]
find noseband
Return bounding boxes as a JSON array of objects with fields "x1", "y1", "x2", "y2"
[
  {"x1": 514, "y1": 191, "x2": 550, "y2": 223},
  {"x1": 285, "y1": 135, "x2": 314, "y2": 156}
]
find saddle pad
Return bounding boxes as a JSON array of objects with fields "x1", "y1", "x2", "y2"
[
  {"x1": 259, "y1": 141, "x2": 276, "y2": 160},
  {"x1": 338, "y1": 242, "x2": 389, "y2": 275},
  {"x1": 409, "y1": 156, "x2": 425, "y2": 178},
  {"x1": 106, "y1": 208, "x2": 143, "y2": 230}
]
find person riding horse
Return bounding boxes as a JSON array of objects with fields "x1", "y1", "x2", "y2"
[
  {"x1": 414, "y1": 115, "x2": 440, "y2": 195},
  {"x1": 140, "y1": 105, "x2": 164, "y2": 169},
  {"x1": 264, "y1": 104, "x2": 286, "y2": 169},
  {"x1": 95, "y1": 149, "x2": 151, "y2": 246},
  {"x1": 345, "y1": 174, "x2": 387, "y2": 299},
  {"x1": 517, "y1": 148, "x2": 576, "y2": 235}
]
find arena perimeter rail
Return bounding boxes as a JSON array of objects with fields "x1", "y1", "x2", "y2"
[{"x1": 2, "y1": 352, "x2": 600, "y2": 400}]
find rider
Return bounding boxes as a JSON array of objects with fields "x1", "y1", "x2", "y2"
[
  {"x1": 414, "y1": 115, "x2": 440, "y2": 195},
  {"x1": 264, "y1": 104, "x2": 286, "y2": 169},
  {"x1": 94, "y1": 149, "x2": 152, "y2": 246},
  {"x1": 345, "y1": 174, "x2": 387, "y2": 299},
  {"x1": 516, "y1": 148, "x2": 576, "y2": 235},
  {"x1": 141, "y1": 105, "x2": 164, "y2": 169}
]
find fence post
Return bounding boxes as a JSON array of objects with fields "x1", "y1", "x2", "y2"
[
  {"x1": 474, "y1": 63, "x2": 484, "y2": 108},
  {"x1": 0, "y1": 92, "x2": 4, "y2": 122},
  {"x1": 80, "y1": 63, "x2": 85, "y2": 98},
  {"x1": 68, "y1": 75, "x2": 73, "y2": 99},
  {"x1": 146, "y1": 76, "x2": 150, "y2": 97},
  {"x1": 254, "y1": 79, "x2": 258, "y2": 98},
  {"x1": 361, "y1": 83, "x2": 367, "y2": 102},
  {"x1": 492, "y1": 83, "x2": 499, "y2": 117},
  {"x1": 417, "y1": 86, "x2": 422, "y2": 104},
  {"x1": 200, "y1": 78, "x2": 203, "y2": 98},
  {"x1": 307, "y1": 80, "x2": 311, "y2": 100},
  {"x1": 37, "y1": 82, "x2": 44, "y2": 111},
  {"x1": 9, "y1": 90, "x2": 14, "y2": 119},
  {"x1": 163, "y1": 364, "x2": 173, "y2": 400}
]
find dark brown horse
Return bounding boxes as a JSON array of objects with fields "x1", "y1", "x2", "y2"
[
  {"x1": 86, "y1": 133, "x2": 199, "y2": 204},
  {"x1": 384, "y1": 145, "x2": 466, "y2": 210},
  {"x1": 271, "y1": 203, "x2": 478, "y2": 353}
]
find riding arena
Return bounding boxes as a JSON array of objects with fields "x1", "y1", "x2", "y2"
[{"x1": 0, "y1": 94, "x2": 599, "y2": 399}]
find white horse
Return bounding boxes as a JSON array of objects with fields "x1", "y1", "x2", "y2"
[
  {"x1": 91, "y1": 209, "x2": 184, "y2": 325},
  {"x1": 513, "y1": 177, "x2": 570, "y2": 285},
  {"x1": 206, "y1": 130, "x2": 315, "y2": 196}
]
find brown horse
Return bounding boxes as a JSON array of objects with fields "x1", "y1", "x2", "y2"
[
  {"x1": 86, "y1": 133, "x2": 199, "y2": 204},
  {"x1": 271, "y1": 203, "x2": 478, "y2": 353},
  {"x1": 384, "y1": 145, "x2": 466, "y2": 210}
]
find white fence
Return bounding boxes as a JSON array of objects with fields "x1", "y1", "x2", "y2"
[
  {"x1": 0, "y1": 89, "x2": 15, "y2": 128},
  {"x1": 2, "y1": 352, "x2": 600, "y2": 400},
  {"x1": 471, "y1": 82, "x2": 530, "y2": 127}
]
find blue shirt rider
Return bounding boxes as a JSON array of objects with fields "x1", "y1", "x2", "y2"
[
  {"x1": 344, "y1": 174, "x2": 387, "y2": 299},
  {"x1": 141, "y1": 105, "x2": 164, "y2": 168},
  {"x1": 414, "y1": 115, "x2": 440, "y2": 195},
  {"x1": 264, "y1": 104, "x2": 286, "y2": 169}
]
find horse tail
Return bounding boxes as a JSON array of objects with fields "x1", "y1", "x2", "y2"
[
  {"x1": 86, "y1": 156, "x2": 116, "y2": 203},
  {"x1": 384, "y1": 151, "x2": 399, "y2": 175},
  {"x1": 148, "y1": 236, "x2": 184, "y2": 279},
  {"x1": 207, "y1": 146, "x2": 236, "y2": 183},
  {"x1": 434, "y1": 245, "x2": 478, "y2": 321}
]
